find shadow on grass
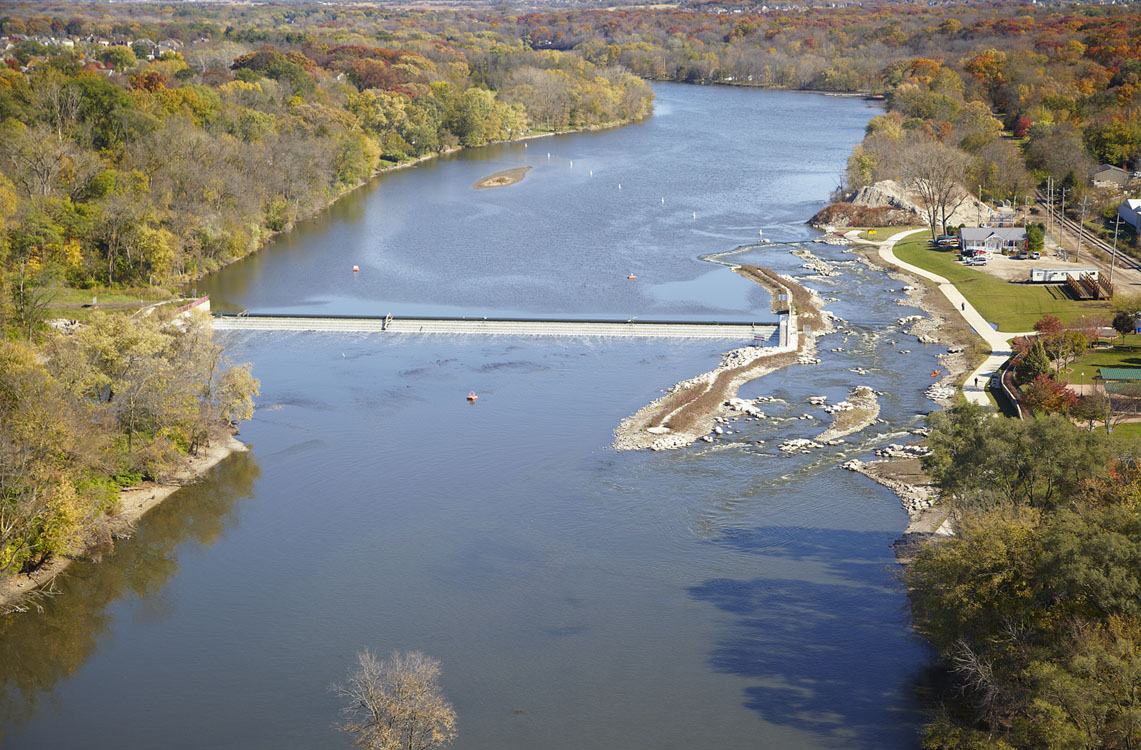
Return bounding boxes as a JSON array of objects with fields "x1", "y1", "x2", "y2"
[{"x1": 689, "y1": 526, "x2": 930, "y2": 749}]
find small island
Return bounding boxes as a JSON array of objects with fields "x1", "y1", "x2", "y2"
[{"x1": 473, "y1": 166, "x2": 532, "y2": 190}]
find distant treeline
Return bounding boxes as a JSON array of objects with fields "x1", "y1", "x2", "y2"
[
  {"x1": 508, "y1": 2, "x2": 1139, "y2": 233},
  {"x1": 0, "y1": 4, "x2": 652, "y2": 299}
]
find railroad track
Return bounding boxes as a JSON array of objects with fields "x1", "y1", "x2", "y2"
[{"x1": 1034, "y1": 190, "x2": 1141, "y2": 274}]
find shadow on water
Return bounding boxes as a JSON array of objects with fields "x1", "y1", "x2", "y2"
[
  {"x1": 689, "y1": 526, "x2": 928, "y2": 749},
  {"x1": 0, "y1": 451, "x2": 260, "y2": 728}
]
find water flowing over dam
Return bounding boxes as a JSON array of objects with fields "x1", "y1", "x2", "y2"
[{"x1": 212, "y1": 313, "x2": 782, "y2": 341}]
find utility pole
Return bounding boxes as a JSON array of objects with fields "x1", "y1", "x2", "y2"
[
  {"x1": 977, "y1": 184, "x2": 983, "y2": 226},
  {"x1": 1059, "y1": 186, "x2": 1068, "y2": 260},
  {"x1": 1045, "y1": 176, "x2": 1054, "y2": 235},
  {"x1": 1110, "y1": 214, "x2": 1123, "y2": 288},
  {"x1": 1076, "y1": 194, "x2": 1090, "y2": 262}
]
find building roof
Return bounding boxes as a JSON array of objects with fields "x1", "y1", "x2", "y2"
[
  {"x1": 959, "y1": 227, "x2": 1027, "y2": 241},
  {"x1": 1093, "y1": 164, "x2": 1131, "y2": 185},
  {"x1": 1097, "y1": 367, "x2": 1141, "y2": 382}
]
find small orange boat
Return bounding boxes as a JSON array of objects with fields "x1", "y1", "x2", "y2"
[
  {"x1": 467, "y1": 391, "x2": 478, "y2": 402},
  {"x1": 627, "y1": 274, "x2": 637, "y2": 280}
]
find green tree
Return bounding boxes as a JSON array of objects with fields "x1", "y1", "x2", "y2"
[
  {"x1": 1113, "y1": 310, "x2": 1136, "y2": 344},
  {"x1": 924, "y1": 404, "x2": 1112, "y2": 510},
  {"x1": 97, "y1": 46, "x2": 138, "y2": 73},
  {"x1": 1016, "y1": 339, "x2": 1054, "y2": 385},
  {"x1": 1027, "y1": 223, "x2": 1045, "y2": 252}
]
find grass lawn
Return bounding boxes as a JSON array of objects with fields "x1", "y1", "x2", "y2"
[
  {"x1": 1066, "y1": 335, "x2": 1141, "y2": 384},
  {"x1": 41, "y1": 286, "x2": 178, "y2": 322},
  {"x1": 893, "y1": 235, "x2": 1112, "y2": 331},
  {"x1": 1095, "y1": 421, "x2": 1141, "y2": 449}
]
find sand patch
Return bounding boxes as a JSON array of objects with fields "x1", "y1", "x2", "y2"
[{"x1": 473, "y1": 166, "x2": 532, "y2": 190}]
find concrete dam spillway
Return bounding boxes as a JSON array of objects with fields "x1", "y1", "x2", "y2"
[{"x1": 212, "y1": 313, "x2": 782, "y2": 342}]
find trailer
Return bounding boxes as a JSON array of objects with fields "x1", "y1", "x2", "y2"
[{"x1": 1030, "y1": 267, "x2": 1099, "y2": 283}]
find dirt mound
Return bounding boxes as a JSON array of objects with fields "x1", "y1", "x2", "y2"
[{"x1": 809, "y1": 203, "x2": 915, "y2": 228}]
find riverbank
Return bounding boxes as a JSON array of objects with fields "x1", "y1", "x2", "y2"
[
  {"x1": 0, "y1": 430, "x2": 248, "y2": 614},
  {"x1": 188, "y1": 116, "x2": 648, "y2": 291},
  {"x1": 835, "y1": 230, "x2": 983, "y2": 403}
]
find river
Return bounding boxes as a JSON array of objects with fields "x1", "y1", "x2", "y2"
[{"x1": 0, "y1": 84, "x2": 939, "y2": 749}]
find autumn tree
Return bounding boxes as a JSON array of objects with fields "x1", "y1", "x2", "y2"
[
  {"x1": 1022, "y1": 374, "x2": 1078, "y2": 415},
  {"x1": 333, "y1": 650, "x2": 458, "y2": 750}
]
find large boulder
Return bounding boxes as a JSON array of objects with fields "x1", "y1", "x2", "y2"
[
  {"x1": 849, "y1": 179, "x2": 922, "y2": 213},
  {"x1": 811, "y1": 179, "x2": 991, "y2": 230}
]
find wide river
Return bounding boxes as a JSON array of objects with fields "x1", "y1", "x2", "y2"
[{"x1": 0, "y1": 84, "x2": 940, "y2": 749}]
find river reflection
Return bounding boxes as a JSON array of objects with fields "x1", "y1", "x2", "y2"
[
  {"x1": 2, "y1": 84, "x2": 932, "y2": 750},
  {"x1": 0, "y1": 451, "x2": 259, "y2": 728}
]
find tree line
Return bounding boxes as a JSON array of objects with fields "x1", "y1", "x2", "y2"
[
  {"x1": 1, "y1": 310, "x2": 257, "y2": 577},
  {"x1": 911, "y1": 404, "x2": 1141, "y2": 749},
  {"x1": 511, "y1": 2, "x2": 1139, "y2": 240}
]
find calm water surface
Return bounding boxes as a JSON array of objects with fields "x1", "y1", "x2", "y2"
[{"x1": 1, "y1": 84, "x2": 936, "y2": 749}]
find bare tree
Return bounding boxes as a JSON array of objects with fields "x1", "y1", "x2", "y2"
[
  {"x1": 333, "y1": 650, "x2": 458, "y2": 750},
  {"x1": 32, "y1": 73, "x2": 82, "y2": 141},
  {"x1": 902, "y1": 138, "x2": 972, "y2": 236}
]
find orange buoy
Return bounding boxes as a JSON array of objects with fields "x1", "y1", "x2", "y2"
[
  {"x1": 352, "y1": 265, "x2": 360, "y2": 273},
  {"x1": 627, "y1": 274, "x2": 637, "y2": 280},
  {"x1": 467, "y1": 391, "x2": 478, "y2": 402}
]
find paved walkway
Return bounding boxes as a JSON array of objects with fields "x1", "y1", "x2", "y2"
[{"x1": 863, "y1": 228, "x2": 1028, "y2": 408}]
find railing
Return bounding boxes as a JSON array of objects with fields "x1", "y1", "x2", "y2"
[
  {"x1": 996, "y1": 360, "x2": 1025, "y2": 419},
  {"x1": 177, "y1": 295, "x2": 210, "y2": 313}
]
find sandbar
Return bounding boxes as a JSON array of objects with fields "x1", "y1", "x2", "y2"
[{"x1": 473, "y1": 166, "x2": 532, "y2": 189}]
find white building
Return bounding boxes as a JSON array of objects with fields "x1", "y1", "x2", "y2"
[
  {"x1": 1120, "y1": 199, "x2": 1141, "y2": 231},
  {"x1": 958, "y1": 226, "x2": 1028, "y2": 254}
]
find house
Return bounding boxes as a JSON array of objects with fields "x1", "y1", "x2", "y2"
[
  {"x1": 1120, "y1": 199, "x2": 1141, "y2": 231},
  {"x1": 958, "y1": 226, "x2": 1027, "y2": 254},
  {"x1": 1093, "y1": 164, "x2": 1131, "y2": 188}
]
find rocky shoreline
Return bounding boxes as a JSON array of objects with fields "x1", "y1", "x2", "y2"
[
  {"x1": 612, "y1": 343, "x2": 803, "y2": 451},
  {"x1": 613, "y1": 259, "x2": 832, "y2": 452}
]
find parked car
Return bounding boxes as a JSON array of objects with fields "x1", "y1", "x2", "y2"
[
  {"x1": 965, "y1": 256, "x2": 988, "y2": 266},
  {"x1": 1030, "y1": 251, "x2": 1041, "y2": 259}
]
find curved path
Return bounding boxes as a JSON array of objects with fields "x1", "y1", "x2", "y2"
[{"x1": 868, "y1": 228, "x2": 1028, "y2": 407}]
